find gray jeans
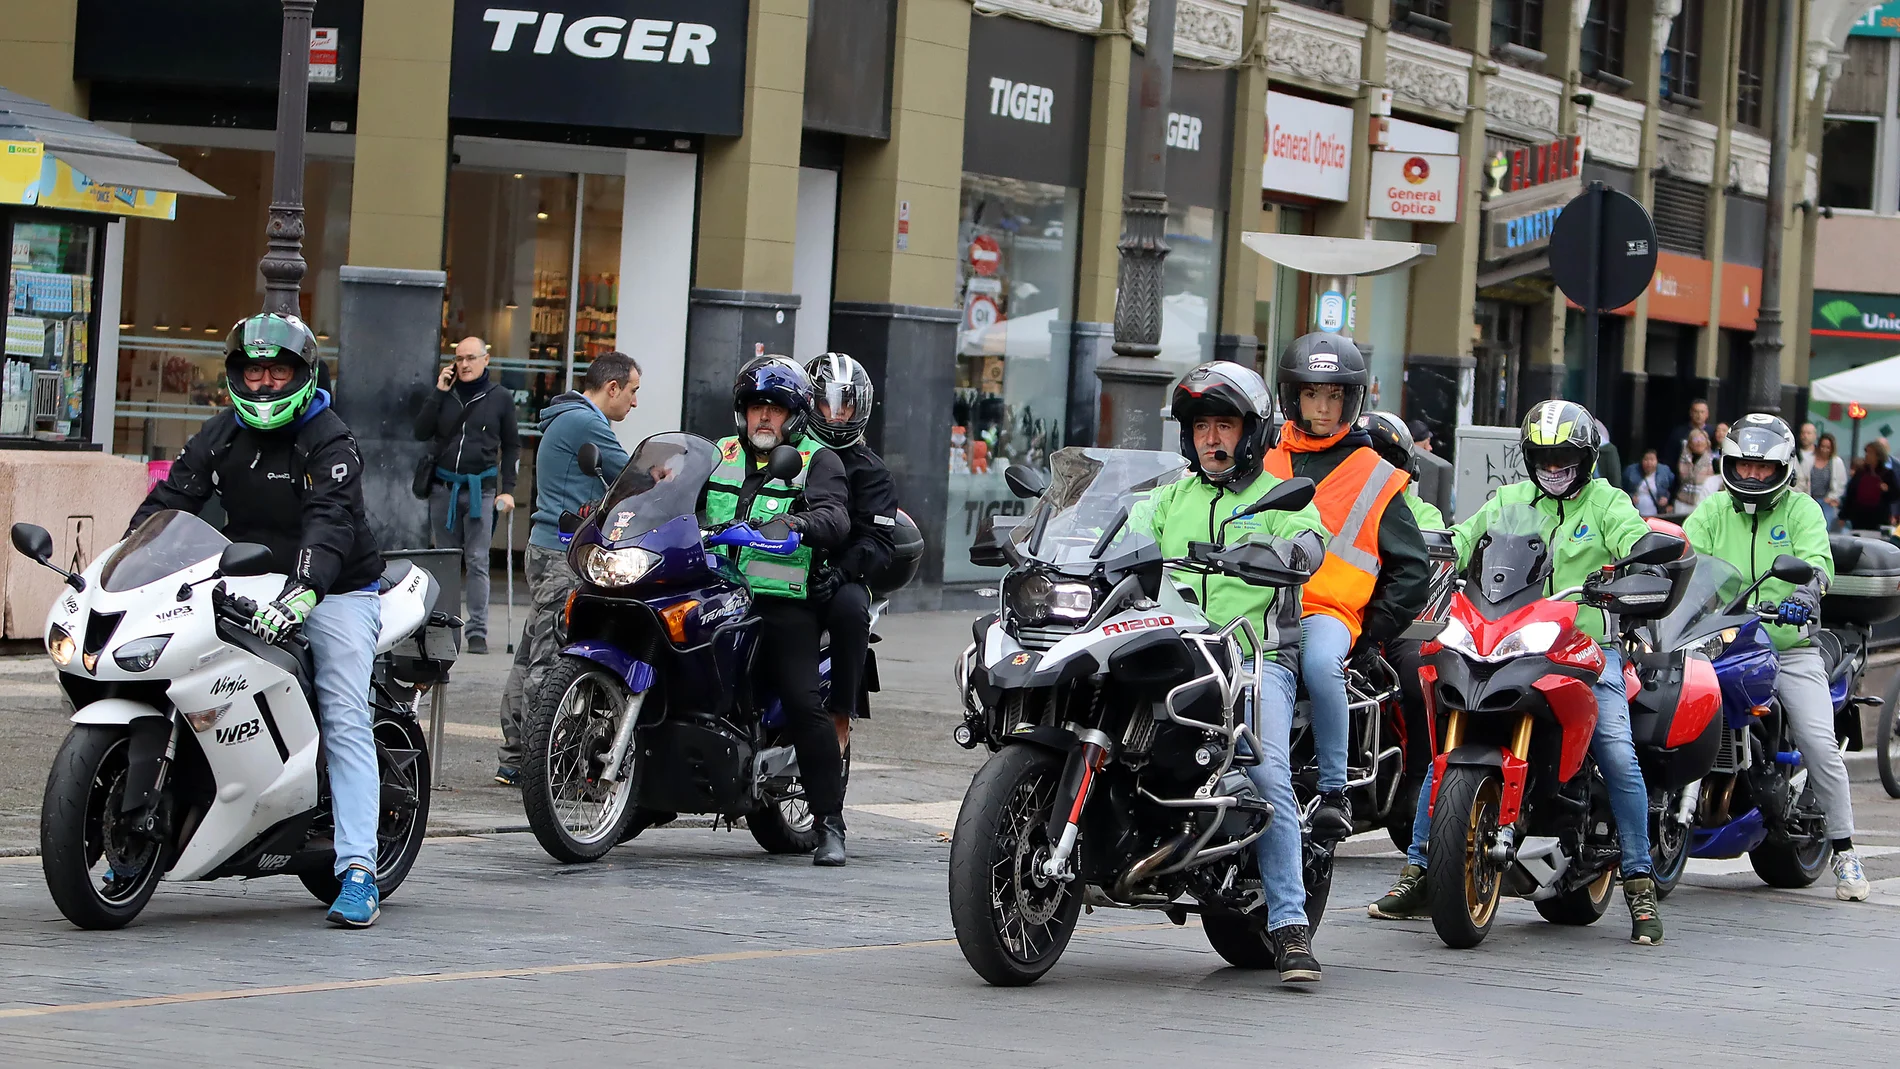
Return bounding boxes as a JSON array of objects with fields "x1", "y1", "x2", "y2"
[
  {"x1": 499, "y1": 544, "x2": 578, "y2": 769},
  {"x1": 428, "y1": 485, "x2": 493, "y2": 641},
  {"x1": 1775, "y1": 645, "x2": 1855, "y2": 839}
]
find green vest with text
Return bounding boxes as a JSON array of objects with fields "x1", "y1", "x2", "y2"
[{"x1": 704, "y1": 435, "x2": 820, "y2": 599}]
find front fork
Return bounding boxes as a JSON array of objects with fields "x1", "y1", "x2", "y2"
[
  {"x1": 597, "y1": 690, "x2": 650, "y2": 783},
  {"x1": 1040, "y1": 731, "x2": 1113, "y2": 880},
  {"x1": 120, "y1": 712, "x2": 182, "y2": 835},
  {"x1": 1429, "y1": 709, "x2": 1534, "y2": 860}
]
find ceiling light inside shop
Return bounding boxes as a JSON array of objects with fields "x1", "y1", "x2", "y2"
[
  {"x1": 204, "y1": 328, "x2": 217, "y2": 334},
  {"x1": 536, "y1": 211, "x2": 549, "y2": 220},
  {"x1": 118, "y1": 322, "x2": 133, "y2": 330},
  {"x1": 155, "y1": 323, "x2": 170, "y2": 331},
  {"x1": 514, "y1": 173, "x2": 524, "y2": 179},
  {"x1": 504, "y1": 302, "x2": 518, "y2": 310}
]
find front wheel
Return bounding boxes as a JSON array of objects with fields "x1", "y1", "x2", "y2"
[
  {"x1": 299, "y1": 716, "x2": 433, "y2": 904},
  {"x1": 948, "y1": 745, "x2": 1082, "y2": 986},
  {"x1": 41, "y1": 725, "x2": 170, "y2": 930},
  {"x1": 519, "y1": 657, "x2": 640, "y2": 863},
  {"x1": 1878, "y1": 682, "x2": 1900, "y2": 799},
  {"x1": 1534, "y1": 866, "x2": 1615, "y2": 925},
  {"x1": 1425, "y1": 765, "x2": 1505, "y2": 949},
  {"x1": 1750, "y1": 776, "x2": 1831, "y2": 888}
]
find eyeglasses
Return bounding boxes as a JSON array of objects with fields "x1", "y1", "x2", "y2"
[
  {"x1": 241, "y1": 365, "x2": 296, "y2": 386},
  {"x1": 453, "y1": 354, "x2": 487, "y2": 364}
]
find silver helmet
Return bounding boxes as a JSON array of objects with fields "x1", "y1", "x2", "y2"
[{"x1": 1720, "y1": 412, "x2": 1797, "y2": 513}]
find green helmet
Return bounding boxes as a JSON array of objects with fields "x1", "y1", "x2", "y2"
[{"x1": 225, "y1": 313, "x2": 319, "y2": 430}]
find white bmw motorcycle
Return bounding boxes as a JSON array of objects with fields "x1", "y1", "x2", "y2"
[{"x1": 11, "y1": 510, "x2": 457, "y2": 929}]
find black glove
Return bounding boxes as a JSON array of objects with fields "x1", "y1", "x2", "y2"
[{"x1": 807, "y1": 565, "x2": 844, "y2": 603}]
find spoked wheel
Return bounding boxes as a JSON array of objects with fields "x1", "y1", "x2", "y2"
[
  {"x1": 1535, "y1": 865, "x2": 1616, "y2": 925},
  {"x1": 1878, "y1": 679, "x2": 1900, "y2": 799},
  {"x1": 948, "y1": 745, "x2": 1082, "y2": 986},
  {"x1": 520, "y1": 658, "x2": 639, "y2": 863},
  {"x1": 1650, "y1": 788, "x2": 1690, "y2": 900},
  {"x1": 299, "y1": 717, "x2": 433, "y2": 904},
  {"x1": 1425, "y1": 766, "x2": 1505, "y2": 949},
  {"x1": 749, "y1": 743, "x2": 848, "y2": 854},
  {"x1": 41, "y1": 726, "x2": 170, "y2": 930},
  {"x1": 1750, "y1": 775, "x2": 1832, "y2": 888}
]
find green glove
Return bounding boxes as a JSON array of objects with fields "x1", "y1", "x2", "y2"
[{"x1": 252, "y1": 584, "x2": 318, "y2": 642}]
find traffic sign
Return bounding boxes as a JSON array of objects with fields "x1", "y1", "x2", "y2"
[
  {"x1": 969, "y1": 235, "x2": 1001, "y2": 277},
  {"x1": 1548, "y1": 183, "x2": 1657, "y2": 414}
]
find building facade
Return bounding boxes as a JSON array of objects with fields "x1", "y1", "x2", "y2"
[{"x1": 0, "y1": 0, "x2": 1872, "y2": 604}]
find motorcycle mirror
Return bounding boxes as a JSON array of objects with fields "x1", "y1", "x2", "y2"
[
  {"x1": 217, "y1": 543, "x2": 275, "y2": 578},
  {"x1": 1618, "y1": 530, "x2": 1686, "y2": 568},
  {"x1": 1599, "y1": 573, "x2": 1676, "y2": 619},
  {"x1": 11, "y1": 522, "x2": 52, "y2": 563},
  {"x1": 557, "y1": 510, "x2": 585, "y2": 536},
  {"x1": 577, "y1": 442, "x2": 602, "y2": 479},
  {"x1": 1248, "y1": 477, "x2": 1316, "y2": 515},
  {"x1": 766, "y1": 444, "x2": 804, "y2": 482},
  {"x1": 1770, "y1": 553, "x2": 1815, "y2": 585},
  {"x1": 1004, "y1": 465, "x2": 1048, "y2": 500}
]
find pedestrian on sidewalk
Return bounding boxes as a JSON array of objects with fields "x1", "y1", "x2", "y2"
[
  {"x1": 495, "y1": 352, "x2": 639, "y2": 786},
  {"x1": 414, "y1": 336, "x2": 519, "y2": 655}
]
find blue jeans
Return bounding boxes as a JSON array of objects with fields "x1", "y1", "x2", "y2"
[
  {"x1": 304, "y1": 590, "x2": 383, "y2": 877},
  {"x1": 1406, "y1": 646, "x2": 1653, "y2": 876},
  {"x1": 1241, "y1": 661, "x2": 1307, "y2": 932},
  {"x1": 1300, "y1": 614, "x2": 1352, "y2": 795}
]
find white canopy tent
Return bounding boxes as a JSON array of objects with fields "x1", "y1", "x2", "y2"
[{"x1": 1810, "y1": 353, "x2": 1900, "y2": 405}]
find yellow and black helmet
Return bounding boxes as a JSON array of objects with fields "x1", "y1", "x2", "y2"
[{"x1": 1520, "y1": 399, "x2": 1600, "y2": 500}]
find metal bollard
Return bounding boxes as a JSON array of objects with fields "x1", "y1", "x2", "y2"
[{"x1": 429, "y1": 684, "x2": 451, "y2": 791}]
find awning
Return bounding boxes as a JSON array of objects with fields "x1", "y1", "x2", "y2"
[
  {"x1": 1241, "y1": 232, "x2": 1436, "y2": 276},
  {"x1": 1811, "y1": 353, "x2": 1900, "y2": 406},
  {"x1": 0, "y1": 86, "x2": 227, "y2": 207}
]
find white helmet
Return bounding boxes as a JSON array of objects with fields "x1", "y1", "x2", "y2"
[{"x1": 1720, "y1": 413, "x2": 1796, "y2": 514}]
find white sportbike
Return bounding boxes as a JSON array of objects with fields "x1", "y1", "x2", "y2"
[{"x1": 11, "y1": 510, "x2": 456, "y2": 929}]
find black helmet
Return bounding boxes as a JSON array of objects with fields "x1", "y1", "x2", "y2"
[
  {"x1": 1276, "y1": 332, "x2": 1369, "y2": 436},
  {"x1": 732, "y1": 355, "x2": 813, "y2": 445},
  {"x1": 806, "y1": 351, "x2": 874, "y2": 448},
  {"x1": 224, "y1": 313, "x2": 320, "y2": 431},
  {"x1": 1721, "y1": 412, "x2": 1797, "y2": 514},
  {"x1": 1170, "y1": 361, "x2": 1275, "y2": 484},
  {"x1": 1520, "y1": 399, "x2": 1602, "y2": 500},
  {"x1": 1361, "y1": 410, "x2": 1418, "y2": 480}
]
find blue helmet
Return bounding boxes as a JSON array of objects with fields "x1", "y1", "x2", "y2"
[{"x1": 732, "y1": 355, "x2": 813, "y2": 443}]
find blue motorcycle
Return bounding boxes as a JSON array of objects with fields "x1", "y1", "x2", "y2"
[
  {"x1": 516, "y1": 432, "x2": 918, "y2": 863},
  {"x1": 1636, "y1": 552, "x2": 1831, "y2": 897}
]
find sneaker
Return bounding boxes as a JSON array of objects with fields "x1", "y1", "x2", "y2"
[
  {"x1": 1624, "y1": 876, "x2": 1663, "y2": 946},
  {"x1": 494, "y1": 766, "x2": 519, "y2": 787},
  {"x1": 1833, "y1": 850, "x2": 1872, "y2": 902},
  {"x1": 1268, "y1": 923, "x2": 1322, "y2": 983},
  {"x1": 326, "y1": 865, "x2": 380, "y2": 929},
  {"x1": 1368, "y1": 864, "x2": 1429, "y2": 920},
  {"x1": 1310, "y1": 791, "x2": 1353, "y2": 842},
  {"x1": 467, "y1": 635, "x2": 488, "y2": 655}
]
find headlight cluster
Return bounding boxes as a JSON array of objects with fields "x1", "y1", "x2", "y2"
[
  {"x1": 47, "y1": 624, "x2": 75, "y2": 666},
  {"x1": 113, "y1": 635, "x2": 172, "y2": 672},
  {"x1": 1008, "y1": 573, "x2": 1094, "y2": 625},
  {"x1": 578, "y1": 544, "x2": 660, "y2": 588},
  {"x1": 1693, "y1": 627, "x2": 1740, "y2": 661},
  {"x1": 1436, "y1": 619, "x2": 1562, "y2": 662}
]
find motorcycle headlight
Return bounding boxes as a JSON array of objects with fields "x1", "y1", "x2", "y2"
[
  {"x1": 1008, "y1": 575, "x2": 1094, "y2": 625},
  {"x1": 1436, "y1": 615, "x2": 1475, "y2": 655},
  {"x1": 1046, "y1": 581, "x2": 1093, "y2": 621},
  {"x1": 113, "y1": 634, "x2": 172, "y2": 673},
  {"x1": 47, "y1": 623, "x2": 74, "y2": 666},
  {"x1": 1490, "y1": 621, "x2": 1561, "y2": 661},
  {"x1": 578, "y1": 544, "x2": 660, "y2": 588},
  {"x1": 1693, "y1": 627, "x2": 1740, "y2": 661}
]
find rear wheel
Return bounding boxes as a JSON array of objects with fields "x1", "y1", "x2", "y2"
[
  {"x1": 1650, "y1": 788, "x2": 1690, "y2": 900},
  {"x1": 948, "y1": 745, "x2": 1081, "y2": 986},
  {"x1": 298, "y1": 716, "x2": 432, "y2": 904},
  {"x1": 1534, "y1": 866, "x2": 1615, "y2": 925},
  {"x1": 520, "y1": 658, "x2": 639, "y2": 863},
  {"x1": 1750, "y1": 775, "x2": 1831, "y2": 888},
  {"x1": 1201, "y1": 833, "x2": 1332, "y2": 968},
  {"x1": 1878, "y1": 683, "x2": 1900, "y2": 799},
  {"x1": 1425, "y1": 766, "x2": 1504, "y2": 949},
  {"x1": 749, "y1": 744, "x2": 848, "y2": 854},
  {"x1": 41, "y1": 725, "x2": 169, "y2": 930}
]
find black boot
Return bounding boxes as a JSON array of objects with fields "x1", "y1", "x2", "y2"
[
  {"x1": 813, "y1": 814, "x2": 847, "y2": 867},
  {"x1": 1269, "y1": 923, "x2": 1322, "y2": 984},
  {"x1": 1310, "y1": 791, "x2": 1353, "y2": 842}
]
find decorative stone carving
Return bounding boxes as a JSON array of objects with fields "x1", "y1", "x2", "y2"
[
  {"x1": 1580, "y1": 95, "x2": 1644, "y2": 168},
  {"x1": 1129, "y1": 0, "x2": 1245, "y2": 64},
  {"x1": 1805, "y1": 41, "x2": 1848, "y2": 102},
  {"x1": 1487, "y1": 66, "x2": 1563, "y2": 141},
  {"x1": 1728, "y1": 130, "x2": 1771, "y2": 197},
  {"x1": 1387, "y1": 35, "x2": 1471, "y2": 116},
  {"x1": 1264, "y1": 6, "x2": 1364, "y2": 90},
  {"x1": 1656, "y1": 113, "x2": 1717, "y2": 184},
  {"x1": 971, "y1": 0, "x2": 1106, "y2": 34},
  {"x1": 1652, "y1": 0, "x2": 1681, "y2": 54}
]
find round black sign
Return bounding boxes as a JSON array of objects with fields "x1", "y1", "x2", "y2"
[{"x1": 1549, "y1": 184, "x2": 1658, "y2": 312}]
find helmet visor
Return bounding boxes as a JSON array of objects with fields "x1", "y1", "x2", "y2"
[{"x1": 233, "y1": 316, "x2": 314, "y2": 364}]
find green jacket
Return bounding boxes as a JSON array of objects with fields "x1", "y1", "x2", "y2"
[
  {"x1": 1452, "y1": 478, "x2": 1651, "y2": 643},
  {"x1": 1404, "y1": 492, "x2": 1447, "y2": 532},
  {"x1": 1681, "y1": 490, "x2": 1833, "y2": 651},
  {"x1": 1129, "y1": 470, "x2": 1330, "y2": 660}
]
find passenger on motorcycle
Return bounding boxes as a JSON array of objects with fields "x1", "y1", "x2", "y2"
[
  {"x1": 1362, "y1": 411, "x2": 1446, "y2": 532},
  {"x1": 707, "y1": 357, "x2": 853, "y2": 865},
  {"x1": 133, "y1": 313, "x2": 387, "y2": 928},
  {"x1": 1264, "y1": 335, "x2": 1433, "y2": 842},
  {"x1": 1681, "y1": 413, "x2": 1870, "y2": 901},
  {"x1": 1129, "y1": 361, "x2": 1330, "y2": 982},
  {"x1": 1369, "y1": 399, "x2": 1665, "y2": 945}
]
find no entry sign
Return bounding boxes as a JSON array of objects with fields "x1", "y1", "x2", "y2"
[{"x1": 969, "y1": 235, "x2": 1001, "y2": 277}]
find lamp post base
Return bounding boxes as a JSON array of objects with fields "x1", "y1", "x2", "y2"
[{"x1": 1094, "y1": 356, "x2": 1178, "y2": 450}]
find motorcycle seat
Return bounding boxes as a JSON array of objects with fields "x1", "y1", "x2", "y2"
[
  {"x1": 1813, "y1": 628, "x2": 1846, "y2": 681},
  {"x1": 376, "y1": 559, "x2": 413, "y2": 593}
]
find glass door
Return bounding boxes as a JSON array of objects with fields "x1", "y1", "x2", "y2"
[{"x1": 5, "y1": 214, "x2": 100, "y2": 441}]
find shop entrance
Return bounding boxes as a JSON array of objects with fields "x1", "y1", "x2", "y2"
[{"x1": 1473, "y1": 298, "x2": 1527, "y2": 426}]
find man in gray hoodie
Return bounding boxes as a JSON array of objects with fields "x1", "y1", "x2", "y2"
[{"x1": 495, "y1": 352, "x2": 639, "y2": 785}]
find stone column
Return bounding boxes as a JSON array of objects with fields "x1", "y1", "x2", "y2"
[
  {"x1": 1214, "y1": 2, "x2": 1270, "y2": 367},
  {"x1": 1621, "y1": 0, "x2": 1675, "y2": 438},
  {"x1": 0, "y1": 0, "x2": 84, "y2": 115}
]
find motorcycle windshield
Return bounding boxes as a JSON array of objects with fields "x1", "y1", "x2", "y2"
[
  {"x1": 1469, "y1": 503, "x2": 1552, "y2": 604},
  {"x1": 1648, "y1": 555, "x2": 1749, "y2": 648},
  {"x1": 1012, "y1": 448, "x2": 1188, "y2": 567},
  {"x1": 595, "y1": 433, "x2": 721, "y2": 541},
  {"x1": 100, "y1": 510, "x2": 230, "y2": 592}
]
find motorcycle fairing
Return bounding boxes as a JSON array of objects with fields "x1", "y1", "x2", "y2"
[
  {"x1": 1532, "y1": 674, "x2": 1599, "y2": 781},
  {"x1": 1713, "y1": 620, "x2": 1777, "y2": 728},
  {"x1": 1667, "y1": 655, "x2": 1722, "y2": 747},
  {"x1": 562, "y1": 641, "x2": 658, "y2": 695},
  {"x1": 1691, "y1": 806, "x2": 1768, "y2": 858}
]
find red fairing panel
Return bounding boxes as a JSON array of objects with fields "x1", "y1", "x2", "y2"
[
  {"x1": 1498, "y1": 750, "x2": 1530, "y2": 824},
  {"x1": 1623, "y1": 660, "x2": 1640, "y2": 701},
  {"x1": 1532, "y1": 674, "x2": 1599, "y2": 781},
  {"x1": 1666, "y1": 653, "x2": 1722, "y2": 747}
]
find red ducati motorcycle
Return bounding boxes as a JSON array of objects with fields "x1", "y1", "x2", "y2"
[{"x1": 1419, "y1": 504, "x2": 1714, "y2": 948}]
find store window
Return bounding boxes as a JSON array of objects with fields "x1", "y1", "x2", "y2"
[
  {"x1": 1266, "y1": 205, "x2": 1312, "y2": 363},
  {"x1": 1393, "y1": 0, "x2": 1453, "y2": 43},
  {"x1": 1159, "y1": 204, "x2": 1224, "y2": 374},
  {"x1": 5, "y1": 218, "x2": 99, "y2": 440},
  {"x1": 944, "y1": 173, "x2": 1081, "y2": 583},
  {"x1": 1580, "y1": 0, "x2": 1629, "y2": 87},
  {"x1": 1820, "y1": 118, "x2": 1878, "y2": 210},
  {"x1": 443, "y1": 166, "x2": 624, "y2": 439},
  {"x1": 1491, "y1": 0, "x2": 1546, "y2": 61},
  {"x1": 1735, "y1": 0, "x2": 1768, "y2": 128},
  {"x1": 1660, "y1": 0, "x2": 1703, "y2": 104},
  {"x1": 114, "y1": 146, "x2": 351, "y2": 459}
]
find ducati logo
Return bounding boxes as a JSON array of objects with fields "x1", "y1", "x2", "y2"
[{"x1": 1011, "y1": 653, "x2": 1031, "y2": 665}]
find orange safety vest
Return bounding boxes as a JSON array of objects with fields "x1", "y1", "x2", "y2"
[{"x1": 1264, "y1": 444, "x2": 1409, "y2": 641}]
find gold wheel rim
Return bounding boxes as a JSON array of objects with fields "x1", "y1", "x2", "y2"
[
  {"x1": 1587, "y1": 867, "x2": 1615, "y2": 906},
  {"x1": 1464, "y1": 777, "x2": 1504, "y2": 928}
]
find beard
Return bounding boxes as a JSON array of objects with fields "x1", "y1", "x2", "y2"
[{"x1": 748, "y1": 427, "x2": 782, "y2": 451}]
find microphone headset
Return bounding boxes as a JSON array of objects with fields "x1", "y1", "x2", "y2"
[{"x1": 1211, "y1": 449, "x2": 1231, "y2": 462}]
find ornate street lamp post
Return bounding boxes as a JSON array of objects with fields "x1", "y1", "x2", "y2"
[{"x1": 261, "y1": 1, "x2": 315, "y2": 316}]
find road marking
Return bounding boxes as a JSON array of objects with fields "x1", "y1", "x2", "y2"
[
  {"x1": 0, "y1": 923, "x2": 1173, "y2": 1019},
  {"x1": 846, "y1": 800, "x2": 963, "y2": 830}
]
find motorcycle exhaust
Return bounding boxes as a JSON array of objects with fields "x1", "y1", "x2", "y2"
[
  {"x1": 597, "y1": 690, "x2": 649, "y2": 783},
  {"x1": 1114, "y1": 825, "x2": 1200, "y2": 899}
]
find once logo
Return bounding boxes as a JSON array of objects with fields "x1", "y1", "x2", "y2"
[
  {"x1": 483, "y1": 9, "x2": 718, "y2": 66},
  {"x1": 1101, "y1": 615, "x2": 1176, "y2": 636},
  {"x1": 215, "y1": 719, "x2": 261, "y2": 746},
  {"x1": 1166, "y1": 112, "x2": 1204, "y2": 151},
  {"x1": 988, "y1": 77, "x2": 1054, "y2": 124}
]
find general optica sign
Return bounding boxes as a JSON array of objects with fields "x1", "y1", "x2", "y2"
[
  {"x1": 1368, "y1": 150, "x2": 1461, "y2": 222},
  {"x1": 1263, "y1": 91, "x2": 1353, "y2": 202}
]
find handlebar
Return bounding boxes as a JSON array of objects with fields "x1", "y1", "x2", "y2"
[
  {"x1": 210, "y1": 584, "x2": 308, "y2": 649},
  {"x1": 704, "y1": 522, "x2": 802, "y2": 556}
]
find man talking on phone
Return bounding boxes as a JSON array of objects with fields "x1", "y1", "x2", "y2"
[{"x1": 413, "y1": 336, "x2": 519, "y2": 654}]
